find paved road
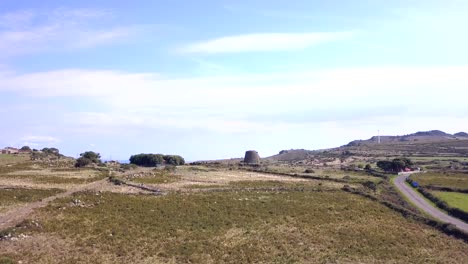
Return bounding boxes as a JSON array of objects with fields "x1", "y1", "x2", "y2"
[{"x1": 394, "y1": 173, "x2": 468, "y2": 233}]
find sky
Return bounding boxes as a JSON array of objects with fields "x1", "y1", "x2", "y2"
[{"x1": 0, "y1": 0, "x2": 468, "y2": 161}]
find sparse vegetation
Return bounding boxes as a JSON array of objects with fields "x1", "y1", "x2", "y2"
[
  {"x1": 2, "y1": 133, "x2": 468, "y2": 263},
  {"x1": 0, "y1": 188, "x2": 62, "y2": 212},
  {"x1": 2, "y1": 190, "x2": 467, "y2": 263}
]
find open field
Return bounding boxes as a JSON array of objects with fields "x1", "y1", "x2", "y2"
[
  {"x1": 0, "y1": 154, "x2": 30, "y2": 166},
  {"x1": 0, "y1": 163, "x2": 108, "y2": 189},
  {"x1": 1, "y1": 190, "x2": 468, "y2": 263},
  {"x1": 0, "y1": 188, "x2": 62, "y2": 213},
  {"x1": 412, "y1": 172, "x2": 468, "y2": 189},
  {"x1": 433, "y1": 191, "x2": 468, "y2": 212},
  {"x1": 1, "y1": 154, "x2": 468, "y2": 263}
]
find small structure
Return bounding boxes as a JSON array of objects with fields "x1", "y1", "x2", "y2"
[
  {"x1": 1, "y1": 147, "x2": 19, "y2": 154},
  {"x1": 244, "y1": 150, "x2": 260, "y2": 164}
]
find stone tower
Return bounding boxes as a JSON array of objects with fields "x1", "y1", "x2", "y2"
[{"x1": 244, "y1": 150, "x2": 260, "y2": 164}]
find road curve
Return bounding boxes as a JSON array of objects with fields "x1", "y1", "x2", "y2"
[{"x1": 394, "y1": 173, "x2": 468, "y2": 233}]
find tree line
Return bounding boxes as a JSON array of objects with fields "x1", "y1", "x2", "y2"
[
  {"x1": 376, "y1": 158, "x2": 413, "y2": 172},
  {"x1": 129, "y1": 154, "x2": 185, "y2": 166},
  {"x1": 73, "y1": 151, "x2": 185, "y2": 168}
]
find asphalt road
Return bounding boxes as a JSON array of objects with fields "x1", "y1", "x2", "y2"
[{"x1": 394, "y1": 173, "x2": 468, "y2": 233}]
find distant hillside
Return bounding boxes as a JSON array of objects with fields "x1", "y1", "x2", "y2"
[
  {"x1": 454, "y1": 132, "x2": 468, "y2": 137},
  {"x1": 264, "y1": 149, "x2": 315, "y2": 162},
  {"x1": 346, "y1": 130, "x2": 468, "y2": 146}
]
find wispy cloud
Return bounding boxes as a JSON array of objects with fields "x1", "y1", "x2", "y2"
[
  {"x1": 20, "y1": 135, "x2": 60, "y2": 147},
  {"x1": 180, "y1": 32, "x2": 355, "y2": 54},
  {"x1": 1, "y1": 65, "x2": 467, "y2": 132},
  {"x1": 0, "y1": 8, "x2": 140, "y2": 57}
]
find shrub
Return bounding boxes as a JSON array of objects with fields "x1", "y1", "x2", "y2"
[
  {"x1": 130, "y1": 154, "x2": 164, "y2": 167},
  {"x1": 80, "y1": 151, "x2": 101, "y2": 163},
  {"x1": 163, "y1": 155, "x2": 185, "y2": 166},
  {"x1": 75, "y1": 151, "x2": 101, "y2": 167},
  {"x1": 42, "y1": 147, "x2": 60, "y2": 155},
  {"x1": 20, "y1": 146, "x2": 31, "y2": 151},
  {"x1": 121, "y1": 164, "x2": 138, "y2": 171},
  {"x1": 362, "y1": 181, "x2": 377, "y2": 192},
  {"x1": 75, "y1": 157, "x2": 92, "y2": 168},
  {"x1": 164, "y1": 165, "x2": 177, "y2": 173},
  {"x1": 304, "y1": 169, "x2": 315, "y2": 174}
]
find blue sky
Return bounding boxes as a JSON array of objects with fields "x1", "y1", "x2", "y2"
[{"x1": 1, "y1": 0, "x2": 467, "y2": 161}]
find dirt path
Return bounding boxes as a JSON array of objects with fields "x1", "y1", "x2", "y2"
[
  {"x1": 0, "y1": 179, "x2": 108, "y2": 231},
  {"x1": 394, "y1": 174, "x2": 468, "y2": 233}
]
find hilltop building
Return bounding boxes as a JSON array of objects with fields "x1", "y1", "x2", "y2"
[{"x1": 1, "y1": 147, "x2": 19, "y2": 154}]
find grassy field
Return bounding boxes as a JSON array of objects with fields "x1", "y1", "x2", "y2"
[
  {"x1": 411, "y1": 172, "x2": 468, "y2": 189},
  {"x1": 0, "y1": 188, "x2": 62, "y2": 213},
  {"x1": 1, "y1": 155, "x2": 468, "y2": 263},
  {"x1": 0, "y1": 154, "x2": 29, "y2": 166},
  {"x1": 1, "y1": 189, "x2": 467, "y2": 263},
  {"x1": 0, "y1": 166, "x2": 107, "y2": 186},
  {"x1": 433, "y1": 191, "x2": 468, "y2": 212},
  {"x1": 127, "y1": 171, "x2": 182, "y2": 185}
]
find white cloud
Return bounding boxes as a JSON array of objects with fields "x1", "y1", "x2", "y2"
[
  {"x1": 1, "y1": 65, "x2": 466, "y2": 139},
  {"x1": 180, "y1": 32, "x2": 355, "y2": 54},
  {"x1": 0, "y1": 8, "x2": 139, "y2": 57},
  {"x1": 1, "y1": 66, "x2": 467, "y2": 112},
  {"x1": 20, "y1": 136, "x2": 60, "y2": 147}
]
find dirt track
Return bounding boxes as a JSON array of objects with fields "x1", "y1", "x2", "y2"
[
  {"x1": 394, "y1": 174, "x2": 468, "y2": 233},
  {"x1": 0, "y1": 179, "x2": 107, "y2": 231}
]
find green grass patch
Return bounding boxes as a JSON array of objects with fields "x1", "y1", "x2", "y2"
[
  {"x1": 227, "y1": 180, "x2": 338, "y2": 190},
  {"x1": 433, "y1": 191, "x2": 468, "y2": 212},
  {"x1": 0, "y1": 188, "x2": 62, "y2": 212},
  {"x1": 0, "y1": 256, "x2": 15, "y2": 264},
  {"x1": 3, "y1": 190, "x2": 468, "y2": 263},
  {"x1": 31, "y1": 175, "x2": 105, "y2": 185},
  {"x1": 412, "y1": 172, "x2": 468, "y2": 189},
  {"x1": 129, "y1": 174, "x2": 181, "y2": 185},
  {"x1": 0, "y1": 169, "x2": 107, "y2": 185},
  {"x1": 0, "y1": 154, "x2": 29, "y2": 166}
]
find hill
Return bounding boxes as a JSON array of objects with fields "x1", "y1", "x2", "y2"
[
  {"x1": 265, "y1": 149, "x2": 316, "y2": 162},
  {"x1": 455, "y1": 132, "x2": 468, "y2": 137},
  {"x1": 346, "y1": 130, "x2": 468, "y2": 146}
]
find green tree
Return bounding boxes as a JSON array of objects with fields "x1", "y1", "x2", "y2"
[
  {"x1": 376, "y1": 158, "x2": 413, "y2": 172},
  {"x1": 20, "y1": 146, "x2": 31, "y2": 151},
  {"x1": 391, "y1": 159, "x2": 406, "y2": 172},
  {"x1": 163, "y1": 155, "x2": 185, "y2": 165},
  {"x1": 80, "y1": 151, "x2": 101, "y2": 163},
  {"x1": 42, "y1": 148, "x2": 60, "y2": 155},
  {"x1": 129, "y1": 154, "x2": 164, "y2": 167},
  {"x1": 377, "y1": 160, "x2": 394, "y2": 172},
  {"x1": 75, "y1": 151, "x2": 101, "y2": 167},
  {"x1": 75, "y1": 157, "x2": 92, "y2": 167}
]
